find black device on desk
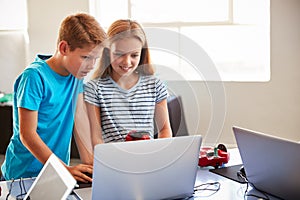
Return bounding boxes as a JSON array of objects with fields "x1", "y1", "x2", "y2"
[
  {"x1": 77, "y1": 172, "x2": 92, "y2": 188},
  {"x1": 209, "y1": 164, "x2": 247, "y2": 184}
]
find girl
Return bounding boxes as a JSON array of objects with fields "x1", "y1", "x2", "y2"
[{"x1": 84, "y1": 19, "x2": 172, "y2": 146}]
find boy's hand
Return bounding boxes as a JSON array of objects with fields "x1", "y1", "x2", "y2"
[{"x1": 66, "y1": 164, "x2": 93, "y2": 183}]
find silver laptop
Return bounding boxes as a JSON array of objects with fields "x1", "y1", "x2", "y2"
[
  {"x1": 88, "y1": 135, "x2": 202, "y2": 200},
  {"x1": 233, "y1": 126, "x2": 300, "y2": 199}
]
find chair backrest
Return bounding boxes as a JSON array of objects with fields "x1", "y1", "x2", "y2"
[
  {"x1": 154, "y1": 95, "x2": 189, "y2": 138},
  {"x1": 167, "y1": 96, "x2": 189, "y2": 137}
]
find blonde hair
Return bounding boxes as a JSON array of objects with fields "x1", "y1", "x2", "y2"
[
  {"x1": 92, "y1": 19, "x2": 154, "y2": 79},
  {"x1": 58, "y1": 13, "x2": 106, "y2": 51}
]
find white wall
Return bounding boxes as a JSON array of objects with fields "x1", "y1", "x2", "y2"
[
  {"x1": 0, "y1": 30, "x2": 29, "y2": 93},
  {"x1": 0, "y1": 0, "x2": 29, "y2": 93},
  {"x1": 16, "y1": 0, "x2": 300, "y2": 146},
  {"x1": 27, "y1": 0, "x2": 89, "y2": 61}
]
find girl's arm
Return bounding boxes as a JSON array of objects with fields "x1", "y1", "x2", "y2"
[
  {"x1": 86, "y1": 102, "x2": 104, "y2": 147},
  {"x1": 73, "y1": 93, "x2": 94, "y2": 165},
  {"x1": 154, "y1": 99, "x2": 172, "y2": 138}
]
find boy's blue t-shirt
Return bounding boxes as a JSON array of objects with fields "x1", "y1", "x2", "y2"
[{"x1": 1, "y1": 54, "x2": 83, "y2": 180}]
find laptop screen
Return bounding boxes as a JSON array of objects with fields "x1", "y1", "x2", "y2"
[
  {"x1": 91, "y1": 135, "x2": 202, "y2": 200},
  {"x1": 233, "y1": 126, "x2": 300, "y2": 199}
]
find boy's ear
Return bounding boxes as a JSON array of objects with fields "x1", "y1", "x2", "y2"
[{"x1": 58, "y1": 40, "x2": 69, "y2": 55}]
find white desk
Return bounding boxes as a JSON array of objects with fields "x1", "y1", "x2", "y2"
[
  {"x1": 71, "y1": 148, "x2": 281, "y2": 200},
  {"x1": 193, "y1": 148, "x2": 245, "y2": 199},
  {"x1": 0, "y1": 149, "x2": 282, "y2": 200}
]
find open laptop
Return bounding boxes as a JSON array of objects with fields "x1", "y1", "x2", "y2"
[
  {"x1": 75, "y1": 135, "x2": 202, "y2": 200},
  {"x1": 24, "y1": 154, "x2": 76, "y2": 200},
  {"x1": 233, "y1": 126, "x2": 300, "y2": 199}
]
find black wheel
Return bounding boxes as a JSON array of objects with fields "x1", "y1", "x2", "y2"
[{"x1": 217, "y1": 144, "x2": 227, "y2": 152}]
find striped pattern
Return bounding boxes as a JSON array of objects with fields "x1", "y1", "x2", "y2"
[{"x1": 84, "y1": 75, "x2": 168, "y2": 143}]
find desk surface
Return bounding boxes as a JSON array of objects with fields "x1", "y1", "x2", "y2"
[{"x1": 0, "y1": 149, "x2": 282, "y2": 200}]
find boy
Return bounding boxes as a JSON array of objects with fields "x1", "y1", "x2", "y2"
[{"x1": 1, "y1": 12, "x2": 106, "y2": 183}]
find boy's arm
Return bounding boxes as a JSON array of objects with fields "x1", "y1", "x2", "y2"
[
  {"x1": 73, "y1": 93, "x2": 94, "y2": 164},
  {"x1": 155, "y1": 99, "x2": 173, "y2": 138},
  {"x1": 19, "y1": 107, "x2": 93, "y2": 183},
  {"x1": 19, "y1": 107, "x2": 53, "y2": 164}
]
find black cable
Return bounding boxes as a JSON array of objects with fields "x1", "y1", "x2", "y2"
[
  {"x1": 237, "y1": 170, "x2": 270, "y2": 200},
  {"x1": 17, "y1": 178, "x2": 23, "y2": 199},
  {"x1": 6, "y1": 178, "x2": 14, "y2": 200},
  {"x1": 16, "y1": 177, "x2": 28, "y2": 200},
  {"x1": 194, "y1": 182, "x2": 221, "y2": 197},
  {"x1": 4, "y1": 177, "x2": 33, "y2": 200}
]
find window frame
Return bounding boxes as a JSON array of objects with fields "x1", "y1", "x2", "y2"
[{"x1": 89, "y1": 0, "x2": 270, "y2": 82}]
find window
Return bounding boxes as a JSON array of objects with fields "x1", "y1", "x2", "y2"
[
  {"x1": 89, "y1": 0, "x2": 270, "y2": 81},
  {"x1": 0, "y1": 0, "x2": 27, "y2": 30}
]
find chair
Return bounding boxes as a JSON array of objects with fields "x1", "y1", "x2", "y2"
[
  {"x1": 154, "y1": 95, "x2": 189, "y2": 138},
  {"x1": 167, "y1": 95, "x2": 189, "y2": 137}
]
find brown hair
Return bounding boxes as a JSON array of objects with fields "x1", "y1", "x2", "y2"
[
  {"x1": 58, "y1": 13, "x2": 106, "y2": 51},
  {"x1": 92, "y1": 19, "x2": 154, "y2": 79}
]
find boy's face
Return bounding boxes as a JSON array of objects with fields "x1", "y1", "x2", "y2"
[{"x1": 64, "y1": 44, "x2": 102, "y2": 79}]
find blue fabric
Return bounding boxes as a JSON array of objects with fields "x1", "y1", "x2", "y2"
[{"x1": 1, "y1": 55, "x2": 83, "y2": 180}]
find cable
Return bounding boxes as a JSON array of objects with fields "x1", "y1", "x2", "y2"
[
  {"x1": 194, "y1": 182, "x2": 221, "y2": 197},
  {"x1": 237, "y1": 170, "x2": 271, "y2": 200},
  {"x1": 6, "y1": 178, "x2": 14, "y2": 200},
  {"x1": 18, "y1": 178, "x2": 23, "y2": 199},
  {"x1": 5, "y1": 177, "x2": 34, "y2": 200},
  {"x1": 16, "y1": 177, "x2": 28, "y2": 200}
]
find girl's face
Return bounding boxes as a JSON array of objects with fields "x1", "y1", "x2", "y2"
[{"x1": 110, "y1": 37, "x2": 142, "y2": 78}]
